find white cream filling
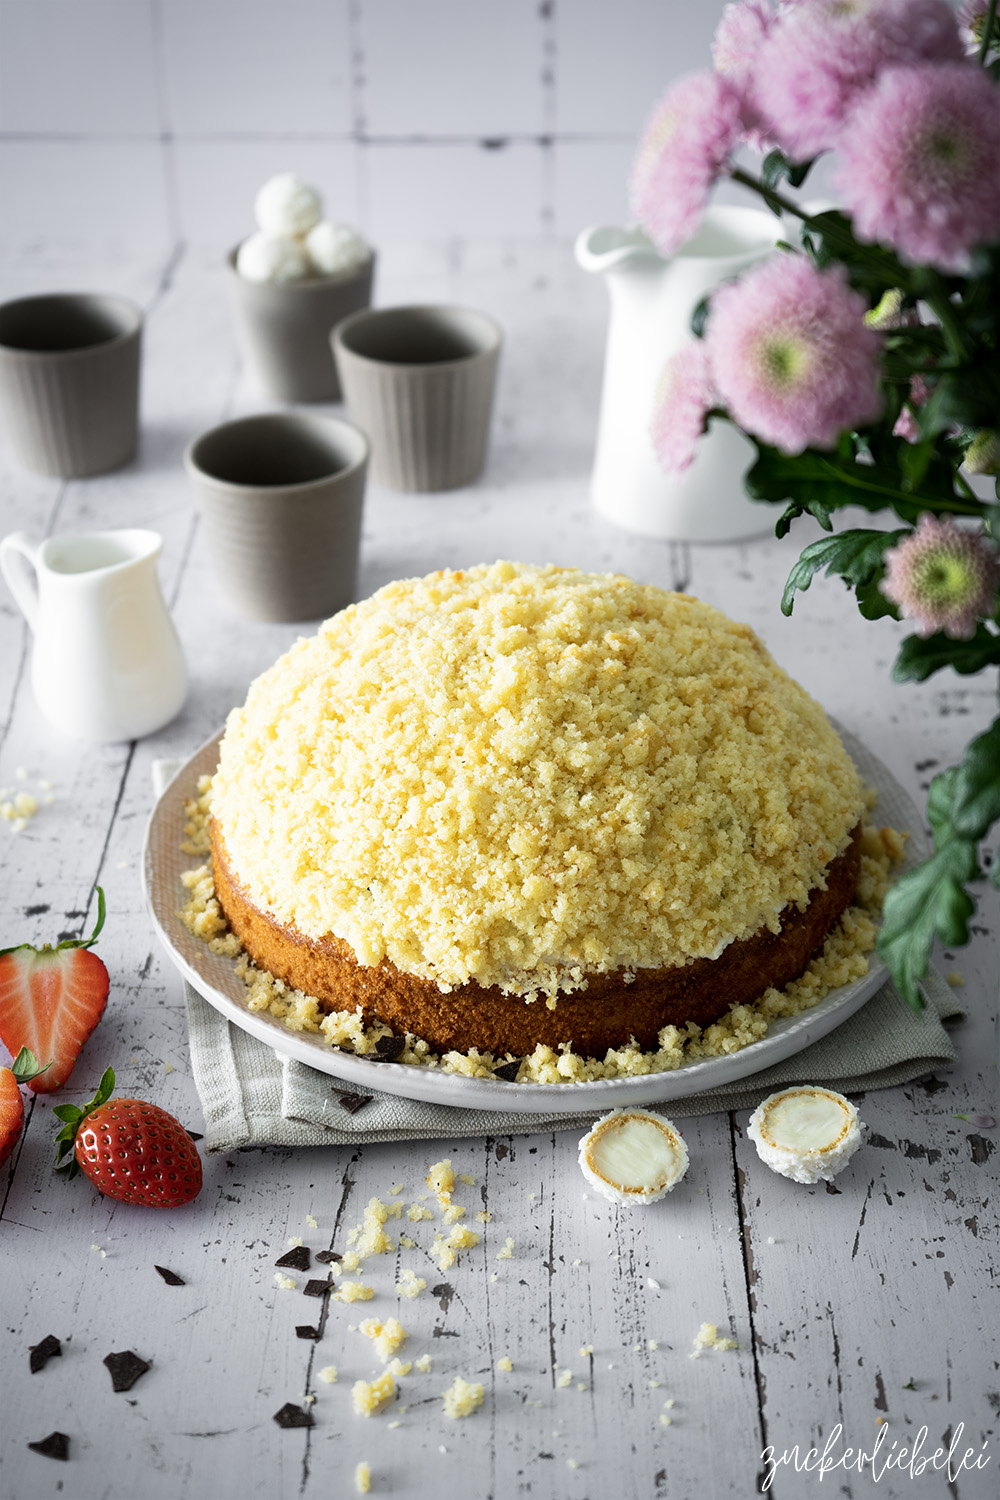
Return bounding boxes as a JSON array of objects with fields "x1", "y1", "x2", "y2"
[
  {"x1": 579, "y1": 1109, "x2": 689, "y2": 1205},
  {"x1": 747, "y1": 1087, "x2": 864, "y2": 1185}
]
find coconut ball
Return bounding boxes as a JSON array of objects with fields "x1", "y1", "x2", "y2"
[
  {"x1": 235, "y1": 231, "x2": 310, "y2": 285},
  {"x1": 254, "y1": 173, "x2": 322, "y2": 237},
  {"x1": 304, "y1": 220, "x2": 370, "y2": 276}
]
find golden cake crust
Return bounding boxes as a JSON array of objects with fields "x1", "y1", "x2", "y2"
[{"x1": 210, "y1": 819, "x2": 862, "y2": 1058}]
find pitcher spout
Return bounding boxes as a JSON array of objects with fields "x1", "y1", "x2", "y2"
[{"x1": 574, "y1": 224, "x2": 661, "y2": 275}]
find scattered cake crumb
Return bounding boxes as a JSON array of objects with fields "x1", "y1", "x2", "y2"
[
  {"x1": 359, "y1": 1317, "x2": 407, "y2": 1362},
  {"x1": 648, "y1": 1339, "x2": 659, "y2": 1351},
  {"x1": 690, "y1": 1322, "x2": 738, "y2": 1358},
  {"x1": 352, "y1": 1371, "x2": 395, "y2": 1416},
  {"x1": 354, "y1": 1461, "x2": 371, "y2": 1494},
  {"x1": 431, "y1": 1224, "x2": 480, "y2": 1271},
  {"x1": 407, "y1": 1204, "x2": 434, "y2": 1223},
  {"x1": 415, "y1": 1354, "x2": 432, "y2": 1373},
  {"x1": 337, "y1": 1280, "x2": 375, "y2": 1303},
  {"x1": 497, "y1": 1356, "x2": 513, "y2": 1373},
  {"x1": 306, "y1": 1214, "x2": 318, "y2": 1228},
  {"x1": 426, "y1": 1160, "x2": 456, "y2": 1208},
  {"x1": 396, "y1": 1269, "x2": 426, "y2": 1299},
  {"x1": 441, "y1": 1376, "x2": 484, "y2": 1418},
  {"x1": 556, "y1": 1370, "x2": 573, "y2": 1388},
  {"x1": 946, "y1": 971, "x2": 964, "y2": 987},
  {"x1": 567, "y1": 1459, "x2": 580, "y2": 1470},
  {"x1": 389, "y1": 1184, "x2": 403, "y2": 1195},
  {"x1": 318, "y1": 1365, "x2": 338, "y2": 1384},
  {"x1": 274, "y1": 1273, "x2": 296, "y2": 1291},
  {"x1": 475, "y1": 1211, "x2": 492, "y2": 1223},
  {"x1": 660, "y1": 1415, "x2": 673, "y2": 1426},
  {"x1": 388, "y1": 1358, "x2": 412, "y2": 1377},
  {"x1": 496, "y1": 1238, "x2": 514, "y2": 1261},
  {"x1": 288, "y1": 1236, "x2": 303, "y2": 1247},
  {"x1": 443, "y1": 1205, "x2": 466, "y2": 1224},
  {"x1": 578, "y1": 1345, "x2": 593, "y2": 1358},
  {"x1": 399, "y1": 1235, "x2": 416, "y2": 1250},
  {"x1": 458, "y1": 1172, "x2": 476, "y2": 1187},
  {"x1": 342, "y1": 1251, "x2": 361, "y2": 1271}
]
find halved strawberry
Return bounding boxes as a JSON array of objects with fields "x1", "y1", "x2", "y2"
[
  {"x1": 0, "y1": 1047, "x2": 50, "y2": 1166},
  {"x1": 55, "y1": 1067, "x2": 203, "y2": 1208},
  {"x1": 0, "y1": 890, "x2": 110, "y2": 1092}
]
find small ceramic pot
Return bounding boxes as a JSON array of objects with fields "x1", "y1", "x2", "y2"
[
  {"x1": 0, "y1": 292, "x2": 142, "y2": 477},
  {"x1": 331, "y1": 304, "x2": 502, "y2": 491},
  {"x1": 227, "y1": 246, "x2": 375, "y2": 403},
  {"x1": 184, "y1": 411, "x2": 369, "y2": 623}
]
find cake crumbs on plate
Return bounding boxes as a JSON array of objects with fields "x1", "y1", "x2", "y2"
[
  {"x1": 353, "y1": 1371, "x2": 395, "y2": 1416},
  {"x1": 441, "y1": 1376, "x2": 484, "y2": 1418},
  {"x1": 177, "y1": 760, "x2": 900, "y2": 1085},
  {"x1": 690, "y1": 1322, "x2": 739, "y2": 1358}
]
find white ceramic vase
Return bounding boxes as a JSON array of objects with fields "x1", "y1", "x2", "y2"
[{"x1": 576, "y1": 205, "x2": 781, "y2": 543}]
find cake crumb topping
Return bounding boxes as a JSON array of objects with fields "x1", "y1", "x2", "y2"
[
  {"x1": 212, "y1": 562, "x2": 864, "y2": 998},
  {"x1": 441, "y1": 1375, "x2": 484, "y2": 1418}
]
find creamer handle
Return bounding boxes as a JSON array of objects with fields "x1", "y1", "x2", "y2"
[{"x1": 0, "y1": 532, "x2": 41, "y2": 632}]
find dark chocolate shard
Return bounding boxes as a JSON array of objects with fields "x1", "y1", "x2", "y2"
[
  {"x1": 296, "y1": 1325, "x2": 321, "y2": 1340},
  {"x1": 494, "y1": 1059, "x2": 523, "y2": 1082},
  {"x1": 274, "y1": 1402, "x2": 314, "y2": 1429},
  {"x1": 275, "y1": 1245, "x2": 311, "y2": 1272},
  {"x1": 103, "y1": 1350, "x2": 151, "y2": 1392},
  {"x1": 29, "y1": 1334, "x2": 62, "y2": 1373},
  {"x1": 27, "y1": 1431, "x2": 69, "y2": 1461},
  {"x1": 337, "y1": 1091, "x2": 373, "y2": 1115},
  {"x1": 314, "y1": 1249, "x2": 342, "y2": 1265},
  {"x1": 186, "y1": 1130, "x2": 204, "y2": 1141},
  {"x1": 374, "y1": 1034, "x2": 406, "y2": 1062},
  {"x1": 303, "y1": 1278, "x2": 333, "y2": 1298},
  {"x1": 154, "y1": 1265, "x2": 185, "y2": 1286}
]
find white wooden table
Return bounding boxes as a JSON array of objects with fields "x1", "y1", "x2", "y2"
[{"x1": 1, "y1": 241, "x2": 997, "y2": 1500}]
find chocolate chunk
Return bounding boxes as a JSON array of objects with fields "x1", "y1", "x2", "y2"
[
  {"x1": 186, "y1": 1130, "x2": 204, "y2": 1141},
  {"x1": 337, "y1": 1091, "x2": 373, "y2": 1115},
  {"x1": 296, "y1": 1325, "x2": 321, "y2": 1340},
  {"x1": 314, "y1": 1249, "x2": 342, "y2": 1265},
  {"x1": 154, "y1": 1265, "x2": 185, "y2": 1286},
  {"x1": 275, "y1": 1245, "x2": 311, "y2": 1272},
  {"x1": 27, "y1": 1431, "x2": 69, "y2": 1461},
  {"x1": 303, "y1": 1278, "x2": 333, "y2": 1298},
  {"x1": 374, "y1": 1034, "x2": 406, "y2": 1062},
  {"x1": 29, "y1": 1334, "x2": 62, "y2": 1373},
  {"x1": 273, "y1": 1402, "x2": 314, "y2": 1429},
  {"x1": 494, "y1": 1059, "x2": 523, "y2": 1082},
  {"x1": 103, "y1": 1350, "x2": 151, "y2": 1392}
]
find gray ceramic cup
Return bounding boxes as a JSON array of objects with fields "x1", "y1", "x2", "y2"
[
  {"x1": 227, "y1": 246, "x2": 375, "y2": 404},
  {"x1": 0, "y1": 292, "x2": 141, "y2": 477},
  {"x1": 331, "y1": 304, "x2": 502, "y2": 491},
  {"x1": 184, "y1": 412, "x2": 369, "y2": 622}
]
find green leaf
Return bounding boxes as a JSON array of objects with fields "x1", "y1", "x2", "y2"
[
  {"x1": 892, "y1": 626, "x2": 1000, "y2": 683},
  {"x1": 780, "y1": 528, "x2": 906, "y2": 616},
  {"x1": 9, "y1": 1047, "x2": 49, "y2": 1086},
  {"x1": 690, "y1": 294, "x2": 711, "y2": 339},
  {"x1": 761, "y1": 149, "x2": 814, "y2": 193},
  {"x1": 744, "y1": 445, "x2": 927, "y2": 525},
  {"x1": 855, "y1": 574, "x2": 900, "y2": 621},
  {"x1": 948, "y1": 717, "x2": 1000, "y2": 841},
  {"x1": 877, "y1": 842, "x2": 979, "y2": 1009},
  {"x1": 51, "y1": 1104, "x2": 84, "y2": 1125}
]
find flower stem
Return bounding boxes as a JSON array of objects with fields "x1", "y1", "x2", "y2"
[
  {"x1": 812, "y1": 456, "x2": 984, "y2": 516},
  {"x1": 729, "y1": 167, "x2": 808, "y2": 222},
  {"x1": 978, "y1": 0, "x2": 998, "y2": 65},
  {"x1": 923, "y1": 273, "x2": 972, "y2": 362}
]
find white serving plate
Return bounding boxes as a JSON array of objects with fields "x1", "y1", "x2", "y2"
[{"x1": 143, "y1": 726, "x2": 925, "y2": 1116}]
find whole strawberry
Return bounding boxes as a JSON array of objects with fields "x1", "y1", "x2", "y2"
[
  {"x1": 0, "y1": 889, "x2": 110, "y2": 1092},
  {"x1": 0, "y1": 1048, "x2": 50, "y2": 1167},
  {"x1": 54, "y1": 1068, "x2": 203, "y2": 1208}
]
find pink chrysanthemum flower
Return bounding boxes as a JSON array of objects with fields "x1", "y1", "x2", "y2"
[
  {"x1": 892, "y1": 373, "x2": 931, "y2": 443},
  {"x1": 880, "y1": 514, "x2": 1000, "y2": 637},
  {"x1": 704, "y1": 254, "x2": 883, "y2": 453},
  {"x1": 753, "y1": 0, "x2": 963, "y2": 161},
  {"x1": 650, "y1": 340, "x2": 718, "y2": 472},
  {"x1": 712, "y1": 0, "x2": 777, "y2": 150},
  {"x1": 630, "y1": 71, "x2": 744, "y2": 255},
  {"x1": 956, "y1": 1, "x2": 991, "y2": 56},
  {"x1": 836, "y1": 63, "x2": 1000, "y2": 272}
]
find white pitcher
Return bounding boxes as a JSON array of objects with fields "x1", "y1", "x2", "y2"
[
  {"x1": 576, "y1": 204, "x2": 781, "y2": 543},
  {"x1": 0, "y1": 528, "x2": 188, "y2": 742}
]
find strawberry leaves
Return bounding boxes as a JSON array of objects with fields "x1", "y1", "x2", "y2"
[{"x1": 53, "y1": 1065, "x2": 115, "y2": 1178}]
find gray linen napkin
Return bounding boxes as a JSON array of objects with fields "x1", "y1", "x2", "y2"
[
  {"x1": 154, "y1": 760, "x2": 965, "y2": 1153},
  {"x1": 182, "y1": 975, "x2": 964, "y2": 1152}
]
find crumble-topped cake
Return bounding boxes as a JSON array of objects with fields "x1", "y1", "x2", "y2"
[{"x1": 206, "y1": 562, "x2": 866, "y2": 1059}]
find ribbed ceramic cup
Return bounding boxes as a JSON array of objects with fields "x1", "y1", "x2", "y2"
[
  {"x1": 0, "y1": 292, "x2": 141, "y2": 477},
  {"x1": 331, "y1": 304, "x2": 502, "y2": 491},
  {"x1": 184, "y1": 412, "x2": 369, "y2": 623},
  {"x1": 227, "y1": 246, "x2": 375, "y2": 403}
]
